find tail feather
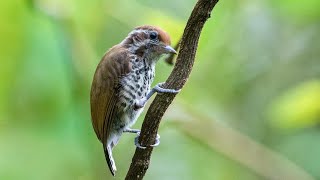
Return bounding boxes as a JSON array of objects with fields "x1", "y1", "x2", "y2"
[{"x1": 104, "y1": 145, "x2": 117, "y2": 176}]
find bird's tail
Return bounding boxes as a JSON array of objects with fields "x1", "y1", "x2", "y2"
[{"x1": 103, "y1": 145, "x2": 117, "y2": 176}]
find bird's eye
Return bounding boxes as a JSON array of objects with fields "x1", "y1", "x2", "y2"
[{"x1": 149, "y1": 32, "x2": 158, "y2": 40}]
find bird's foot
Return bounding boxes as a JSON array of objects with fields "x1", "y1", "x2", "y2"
[
  {"x1": 134, "y1": 132, "x2": 160, "y2": 149},
  {"x1": 154, "y1": 82, "x2": 181, "y2": 94},
  {"x1": 133, "y1": 98, "x2": 147, "y2": 110}
]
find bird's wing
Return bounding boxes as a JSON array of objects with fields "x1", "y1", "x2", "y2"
[{"x1": 90, "y1": 45, "x2": 132, "y2": 144}]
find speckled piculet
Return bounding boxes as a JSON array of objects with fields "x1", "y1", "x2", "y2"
[{"x1": 90, "y1": 25, "x2": 179, "y2": 176}]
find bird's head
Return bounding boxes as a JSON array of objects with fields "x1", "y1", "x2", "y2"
[{"x1": 121, "y1": 25, "x2": 177, "y2": 59}]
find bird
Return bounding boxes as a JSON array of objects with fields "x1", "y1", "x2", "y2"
[{"x1": 90, "y1": 25, "x2": 179, "y2": 176}]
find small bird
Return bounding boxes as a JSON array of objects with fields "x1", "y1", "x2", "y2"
[{"x1": 90, "y1": 25, "x2": 179, "y2": 176}]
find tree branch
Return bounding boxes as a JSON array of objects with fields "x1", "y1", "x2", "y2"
[{"x1": 125, "y1": 0, "x2": 220, "y2": 179}]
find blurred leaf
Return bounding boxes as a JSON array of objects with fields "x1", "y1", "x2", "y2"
[
  {"x1": 0, "y1": 0, "x2": 28, "y2": 121},
  {"x1": 268, "y1": 80, "x2": 320, "y2": 130}
]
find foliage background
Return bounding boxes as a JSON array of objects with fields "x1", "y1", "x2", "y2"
[{"x1": 1, "y1": 0, "x2": 319, "y2": 179}]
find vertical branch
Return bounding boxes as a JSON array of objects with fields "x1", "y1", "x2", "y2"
[{"x1": 125, "y1": 0, "x2": 220, "y2": 179}]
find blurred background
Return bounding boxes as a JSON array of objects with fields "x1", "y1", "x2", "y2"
[{"x1": 1, "y1": 0, "x2": 320, "y2": 179}]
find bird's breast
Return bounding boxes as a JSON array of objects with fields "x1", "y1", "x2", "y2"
[{"x1": 117, "y1": 57, "x2": 155, "y2": 126}]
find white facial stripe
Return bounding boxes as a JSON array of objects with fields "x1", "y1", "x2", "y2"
[{"x1": 120, "y1": 29, "x2": 149, "y2": 46}]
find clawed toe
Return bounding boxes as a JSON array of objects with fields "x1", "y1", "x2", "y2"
[
  {"x1": 150, "y1": 134, "x2": 160, "y2": 147},
  {"x1": 134, "y1": 132, "x2": 161, "y2": 149},
  {"x1": 155, "y1": 82, "x2": 181, "y2": 94}
]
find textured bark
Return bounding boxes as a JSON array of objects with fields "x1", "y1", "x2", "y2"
[{"x1": 125, "y1": 0, "x2": 220, "y2": 179}]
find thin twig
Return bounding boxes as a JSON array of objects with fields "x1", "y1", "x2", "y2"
[
  {"x1": 164, "y1": 37, "x2": 181, "y2": 65},
  {"x1": 125, "y1": 0, "x2": 220, "y2": 179},
  {"x1": 166, "y1": 103, "x2": 315, "y2": 180}
]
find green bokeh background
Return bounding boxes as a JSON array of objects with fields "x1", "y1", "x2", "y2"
[{"x1": 1, "y1": 0, "x2": 320, "y2": 179}]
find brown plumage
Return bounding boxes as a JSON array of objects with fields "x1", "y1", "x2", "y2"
[
  {"x1": 91, "y1": 46, "x2": 130, "y2": 141},
  {"x1": 90, "y1": 25, "x2": 177, "y2": 176}
]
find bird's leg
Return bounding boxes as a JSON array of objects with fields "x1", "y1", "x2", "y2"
[
  {"x1": 124, "y1": 128, "x2": 161, "y2": 149},
  {"x1": 131, "y1": 82, "x2": 179, "y2": 148},
  {"x1": 134, "y1": 82, "x2": 180, "y2": 109},
  {"x1": 123, "y1": 128, "x2": 140, "y2": 134}
]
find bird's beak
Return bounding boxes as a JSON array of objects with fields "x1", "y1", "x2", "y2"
[{"x1": 163, "y1": 45, "x2": 177, "y2": 54}]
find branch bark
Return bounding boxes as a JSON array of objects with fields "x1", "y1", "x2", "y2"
[{"x1": 125, "y1": 0, "x2": 220, "y2": 179}]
